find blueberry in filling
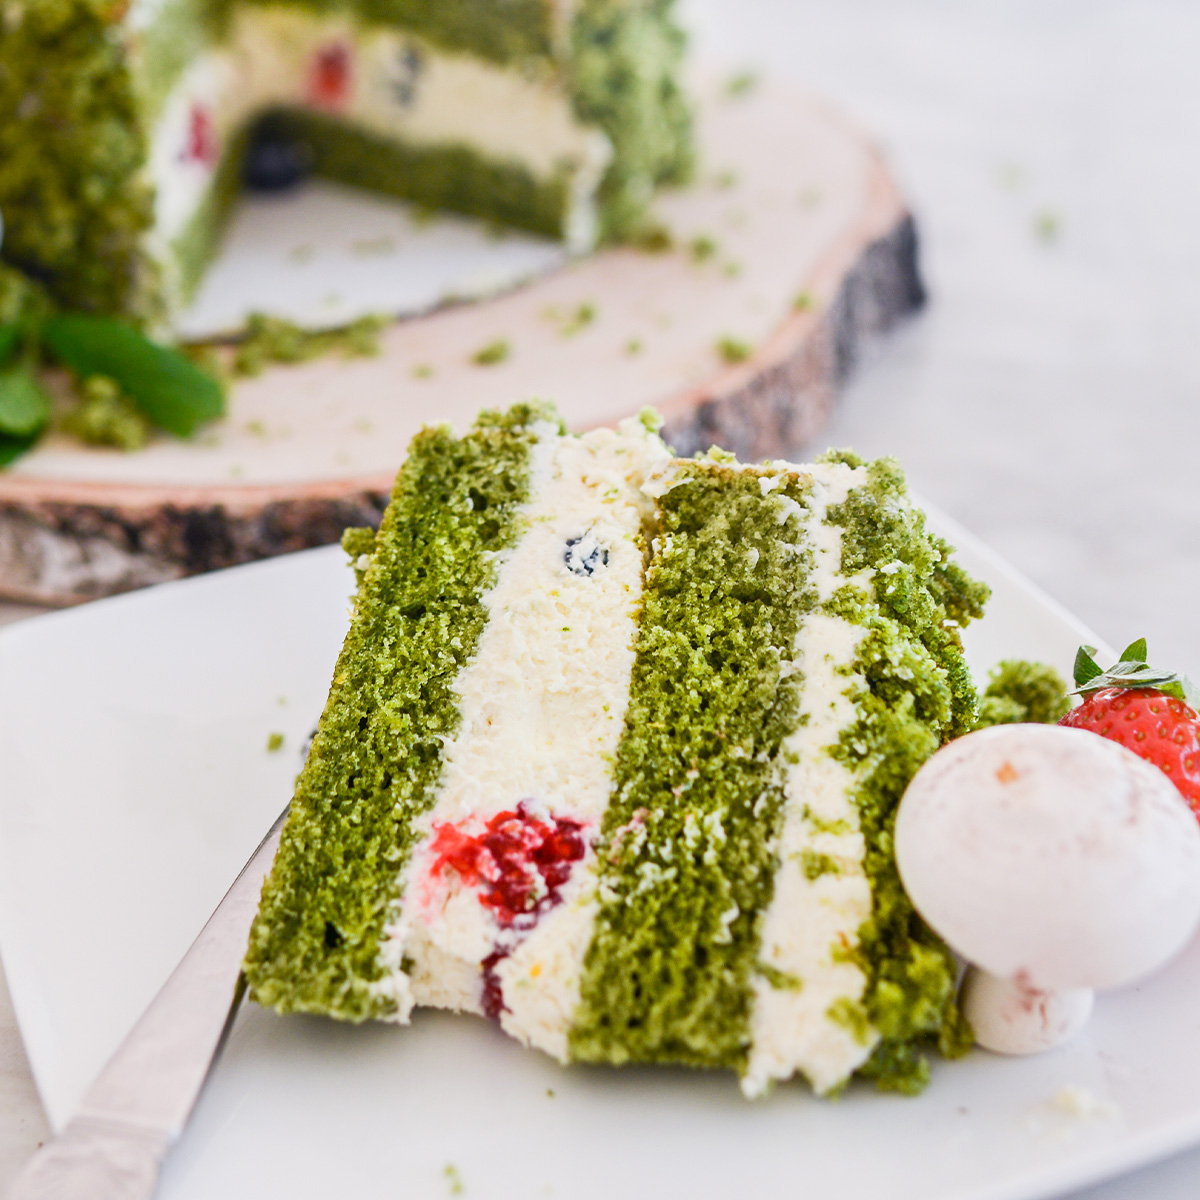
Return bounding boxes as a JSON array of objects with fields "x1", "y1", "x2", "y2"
[{"x1": 564, "y1": 533, "x2": 609, "y2": 577}]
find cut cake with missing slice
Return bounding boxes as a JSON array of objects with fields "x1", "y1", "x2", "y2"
[{"x1": 243, "y1": 401, "x2": 988, "y2": 1096}]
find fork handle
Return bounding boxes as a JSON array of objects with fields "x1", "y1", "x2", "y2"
[
  {"x1": 7, "y1": 1117, "x2": 170, "y2": 1200},
  {"x1": 7, "y1": 808, "x2": 286, "y2": 1200}
]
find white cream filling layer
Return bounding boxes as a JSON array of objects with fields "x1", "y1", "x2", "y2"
[
  {"x1": 742, "y1": 462, "x2": 879, "y2": 1098},
  {"x1": 145, "y1": 52, "x2": 240, "y2": 247},
  {"x1": 140, "y1": 5, "x2": 611, "y2": 274},
  {"x1": 233, "y1": 9, "x2": 610, "y2": 184},
  {"x1": 378, "y1": 420, "x2": 671, "y2": 1047}
]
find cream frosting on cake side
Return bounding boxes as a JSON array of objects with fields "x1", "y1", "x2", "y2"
[{"x1": 743, "y1": 462, "x2": 879, "y2": 1098}]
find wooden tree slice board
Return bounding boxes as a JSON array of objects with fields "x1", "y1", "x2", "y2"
[{"x1": 0, "y1": 78, "x2": 922, "y2": 604}]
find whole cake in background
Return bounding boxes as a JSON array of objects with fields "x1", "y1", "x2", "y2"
[
  {"x1": 244, "y1": 401, "x2": 990, "y2": 1097},
  {"x1": 0, "y1": 0, "x2": 692, "y2": 328}
]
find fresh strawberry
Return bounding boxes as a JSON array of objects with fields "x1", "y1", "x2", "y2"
[{"x1": 1059, "y1": 639, "x2": 1200, "y2": 818}]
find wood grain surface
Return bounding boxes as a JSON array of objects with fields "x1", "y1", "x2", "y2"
[{"x1": 0, "y1": 80, "x2": 922, "y2": 604}]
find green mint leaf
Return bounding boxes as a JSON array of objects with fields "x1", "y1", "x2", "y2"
[
  {"x1": 1073, "y1": 645, "x2": 1102, "y2": 689},
  {"x1": 0, "y1": 366, "x2": 50, "y2": 438},
  {"x1": 1119, "y1": 638, "x2": 1148, "y2": 663},
  {"x1": 42, "y1": 316, "x2": 224, "y2": 438},
  {"x1": 0, "y1": 324, "x2": 18, "y2": 367},
  {"x1": 0, "y1": 429, "x2": 41, "y2": 468}
]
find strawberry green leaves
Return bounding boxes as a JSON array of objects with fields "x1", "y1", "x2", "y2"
[
  {"x1": 42, "y1": 316, "x2": 224, "y2": 438},
  {"x1": 1072, "y1": 641, "x2": 1200, "y2": 712}
]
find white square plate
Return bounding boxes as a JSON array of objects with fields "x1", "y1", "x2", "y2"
[{"x1": 5, "y1": 511, "x2": 1200, "y2": 1200}]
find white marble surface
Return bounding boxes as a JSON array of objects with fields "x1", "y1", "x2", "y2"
[{"x1": 3, "y1": 1, "x2": 1200, "y2": 1195}]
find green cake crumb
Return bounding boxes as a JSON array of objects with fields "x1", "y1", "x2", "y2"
[
  {"x1": 716, "y1": 336, "x2": 751, "y2": 364},
  {"x1": 471, "y1": 338, "x2": 510, "y2": 366},
  {"x1": 821, "y1": 451, "x2": 988, "y2": 1093},
  {"x1": 570, "y1": 0, "x2": 694, "y2": 242},
  {"x1": 267, "y1": 732, "x2": 285, "y2": 753},
  {"x1": 0, "y1": 0, "x2": 158, "y2": 322},
  {"x1": 974, "y1": 659, "x2": 1070, "y2": 728},
  {"x1": 724, "y1": 70, "x2": 759, "y2": 98},
  {"x1": 60, "y1": 375, "x2": 152, "y2": 452},
  {"x1": 250, "y1": 108, "x2": 571, "y2": 242},
  {"x1": 244, "y1": 403, "x2": 554, "y2": 1020},
  {"x1": 629, "y1": 223, "x2": 675, "y2": 253},
  {"x1": 793, "y1": 292, "x2": 814, "y2": 312},
  {"x1": 561, "y1": 302, "x2": 597, "y2": 336},
  {"x1": 758, "y1": 964, "x2": 803, "y2": 992},
  {"x1": 1033, "y1": 210, "x2": 1062, "y2": 243},
  {"x1": 800, "y1": 850, "x2": 840, "y2": 881},
  {"x1": 229, "y1": 313, "x2": 386, "y2": 377},
  {"x1": 827, "y1": 996, "x2": 873, "y2": 1047},
  {"x1": 571, "y1": 463, "x2": 817, "y2": 1071},
  {"x1": 443, "y1": 1164, "x2": 465, "y2": 1196},
  {"x1": 690, "y1": 234, "x2": 719, "y2": 262}
]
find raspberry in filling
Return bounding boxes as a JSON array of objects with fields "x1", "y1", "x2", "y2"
[{"x1": 427, "y1": 802, "x2": 587, "y2": 1017}]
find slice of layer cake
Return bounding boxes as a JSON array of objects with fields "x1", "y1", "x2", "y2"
[
  {"x1": 244, "y1": 402, "x2": 988, "y2": 1095},
  {"x1": 0, "y1": 0, "x2": 692, "y2": 325}
]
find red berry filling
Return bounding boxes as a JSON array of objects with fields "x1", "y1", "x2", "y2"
[
  {"x1": 184, "y1": 104, "x2": 218, "y2": 166},
  {"x1": 427, "y1": 802, "x2": 587, "y2": 1017},
  {"x1": 309, "y1": 44, "x2": 353, "y2": 108}
]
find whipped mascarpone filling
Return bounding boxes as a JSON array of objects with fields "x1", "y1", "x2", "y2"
[
  {"x1": 379, "y1": 421, "x2": 670, "y2": 1052},
  {"x1": 742, "y1": 462, "x2": 879, "y2": 1098}
]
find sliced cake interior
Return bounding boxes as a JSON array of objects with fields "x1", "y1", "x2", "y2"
[
  {"x1": 0, "y1": 0, "x2": 692, "y2": 325},
  {"x1": 244, "y1": 401, "x2": 988, "y2": 1096}
]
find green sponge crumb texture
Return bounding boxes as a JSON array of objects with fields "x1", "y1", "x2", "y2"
[
  {"x1": 253, "y1": 109, "x2": 571, "y2": 241},
  {"x1": 570, "y1": 0, "x2": 694, "y2": 241},
  {"x1": 569, "y1": 464, "x2": 815, "y2": 1071},
  {"x1": 974, "y1": 659, "x2": 1070, "y2": 728},
  {"x1": 244, "y1": 403, "x2": 550, "y2": 1019},
  {"x1": 1, "y1": 0, "x2": 694, "y2": 324},
  {"x1": 0, "y1": 0, "x2": 159, "y2": 322},
  {"x1": 60, "y1": 376, "x2": 153, "y2": 451},
  {"x1": 820, "y1": 452, "x2": 988, "y2": 1092},
  {"x1": 219, "y1": 0, "x2": 557, "y2": 66}
]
